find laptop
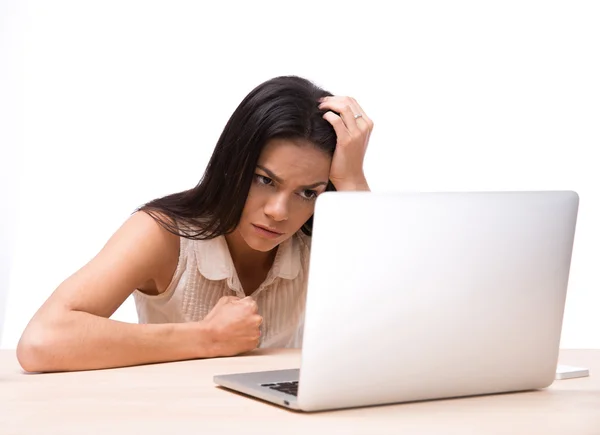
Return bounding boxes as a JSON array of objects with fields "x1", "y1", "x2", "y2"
[{"x1": 213, "y1": 191, "x2": 579, "y2": 412}]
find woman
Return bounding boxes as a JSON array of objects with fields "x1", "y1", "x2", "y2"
[{"x1": 17, "y1": 76, "x2": 373, "y2": 372}]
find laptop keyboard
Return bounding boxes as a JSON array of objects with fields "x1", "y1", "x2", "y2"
[{"x1": 261, "y1": 381, "x2": 299, "y2": 396}]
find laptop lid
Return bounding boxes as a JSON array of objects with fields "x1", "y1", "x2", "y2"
[{"x1": 297, "y1": 191, "x2": 578, "y2": 411}]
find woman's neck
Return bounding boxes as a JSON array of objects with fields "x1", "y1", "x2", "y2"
[{"x1": 224, "y1": 230, "x2": 277, "y2": 274}]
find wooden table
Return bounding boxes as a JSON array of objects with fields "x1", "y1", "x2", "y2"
[{"x1": 1, "y1": 349, "x2": 598, "y2": 434}]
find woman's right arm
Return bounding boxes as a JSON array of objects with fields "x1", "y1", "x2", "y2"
[{"x1": 16, "y1": 212, "x2": 262, "y2": 373}]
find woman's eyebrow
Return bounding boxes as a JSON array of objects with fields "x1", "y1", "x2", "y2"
[
  {"x1": 257, "y1": 165, "x2": 283, "y2": 184},
  {"x1": 256, "y1": 165, "x2": 328, "y2": 189}
]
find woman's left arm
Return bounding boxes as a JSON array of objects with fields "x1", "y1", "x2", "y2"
[{"x1": 319, "y1": 95, "x2": 374, "y2": 192}]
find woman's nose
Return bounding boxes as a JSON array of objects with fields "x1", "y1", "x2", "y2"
[{"x1": 264, "y1": 194, "x2": 289, "y2": 222}]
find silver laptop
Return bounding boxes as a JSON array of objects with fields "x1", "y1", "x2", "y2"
[{"x1": 213, "y1": 191, "x2": 579, "y2": 412}]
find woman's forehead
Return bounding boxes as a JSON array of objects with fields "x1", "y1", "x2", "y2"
[{"x1": 258, "y1": 138, "x2": 331, "y2": 182}]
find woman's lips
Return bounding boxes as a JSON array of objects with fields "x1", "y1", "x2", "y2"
[{"x1": 252, "y1": 224, "x2": 283, "y2": 239}]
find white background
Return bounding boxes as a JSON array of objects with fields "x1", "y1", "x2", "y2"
[{"x1": 1, "y1": 0, "x2": 598, "y2": 348}]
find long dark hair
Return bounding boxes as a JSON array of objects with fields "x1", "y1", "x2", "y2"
[{"x1": 138, "y1": 75, "x2": 337, "y2": 239}]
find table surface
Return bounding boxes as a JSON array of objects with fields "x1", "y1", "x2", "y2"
[{"x1": 1, "y1": 349, "x2": 598, "y2": 435}]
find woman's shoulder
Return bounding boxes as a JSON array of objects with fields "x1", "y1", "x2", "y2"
[
  {"x1": 129, "y1": 210, "x2": 181, "y2": 248},
  {"x1": 127, "y1": 211, "x2": 181, "y2": 294}
]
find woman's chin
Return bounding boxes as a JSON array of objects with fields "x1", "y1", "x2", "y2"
[{"x1": 242, "y1": 234, "x2": 278, "y2": 252}]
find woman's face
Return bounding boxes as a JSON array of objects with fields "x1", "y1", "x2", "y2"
[{"x1": 237, "y1": 137, "x2": 332, "y2": 252}]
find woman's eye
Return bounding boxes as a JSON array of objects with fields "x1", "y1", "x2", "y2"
[
  {"x1": 301, "y1": 190, "x2": 318, "y2": 200},
  {"x1": 256, "y1": 174, "x2": 273, "y2": 185}
]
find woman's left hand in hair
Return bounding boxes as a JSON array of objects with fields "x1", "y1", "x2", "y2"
[{"x1": 319, "y1": 95, "x2": 373, "y2": 191}]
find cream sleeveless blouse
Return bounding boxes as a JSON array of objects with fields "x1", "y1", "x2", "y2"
[{"x1": 132, "y1": 232, "x2": 311, "y2": 348}]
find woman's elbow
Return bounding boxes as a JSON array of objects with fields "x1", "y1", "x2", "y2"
[{"x1": 16, "y1": 324, "x2": 58, "y2": 373}]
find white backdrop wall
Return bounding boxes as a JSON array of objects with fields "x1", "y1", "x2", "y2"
[
  {"x1": 0, "y1": 0, "x2": 24, "y2": 346},
  {"x1": 1, "y1": 0, "x2": 598, "y2": 348}
]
